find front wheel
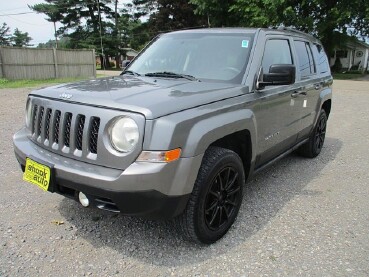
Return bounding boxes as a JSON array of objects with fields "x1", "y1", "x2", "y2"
[{"x1": 175, "y1": 147, "x2": 245, "y2": 244}]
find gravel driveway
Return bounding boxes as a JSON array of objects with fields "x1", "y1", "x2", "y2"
[{"x1": 1, "y1": 80, "x2": 369, "y2": 277}]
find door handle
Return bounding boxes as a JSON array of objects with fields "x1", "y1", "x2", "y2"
[
  {"x1": 314, "y1": 83, "x2": 321, "y2": 90},
  {"x1": 291, "y1": 91, "x2": 307, "y2": 98}
]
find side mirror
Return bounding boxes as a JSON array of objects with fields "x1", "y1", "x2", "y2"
[{"x1": 257, "y1": 64, "x2": 296, "y2": 90}]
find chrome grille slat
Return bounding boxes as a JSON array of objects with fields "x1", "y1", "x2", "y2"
[
  {"x1": 81, "y1": 116, "x2": 91, "y2": 155},
  {"x1": 68, "y1": 114, "x2": 77, "y2": 151}
]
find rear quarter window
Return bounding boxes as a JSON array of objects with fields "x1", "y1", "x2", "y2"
[{"x1": 311, "y1": 44, "x2": 330, "y2": 74}]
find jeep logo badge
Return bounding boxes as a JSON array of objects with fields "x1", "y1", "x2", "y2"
[{"x1": 59, "y1": 93, "x2": 73, "y2": 99}]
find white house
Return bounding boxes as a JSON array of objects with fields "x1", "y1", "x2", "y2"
[
  {"x1": 330, "y1": 39, "x2": 369, "y2": 72},
  {"x1": 121, "y1": 48, "x2": 139, "y2": 61}
]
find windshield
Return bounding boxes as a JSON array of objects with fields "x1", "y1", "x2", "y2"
[{"x1": 127, "y1": 32, "x2": 254, "y2": 83}]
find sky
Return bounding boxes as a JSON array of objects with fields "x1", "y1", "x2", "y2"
[{"x1": 0, "y1": 0, "x2": 130, "y2": 46}]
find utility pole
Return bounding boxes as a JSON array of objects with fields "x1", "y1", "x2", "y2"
[{"x1": 53, "y1": 21, "x2": 58, "y2": 48}]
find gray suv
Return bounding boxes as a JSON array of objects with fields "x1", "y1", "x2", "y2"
[{"x1": 13, "y1": 28, "x2": 332, "y2": 244}]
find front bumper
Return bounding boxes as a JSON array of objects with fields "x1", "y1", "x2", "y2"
[{"x1": 13, "y1": 127, "x2": 203, "y2": 219}]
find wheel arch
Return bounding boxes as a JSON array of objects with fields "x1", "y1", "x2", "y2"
[
  {"x1": 322, "y1": 99, "x2": 332, "y2": 118},
  {"x1": 209, "y1": 130, "x2": 253, "y2": 181}
]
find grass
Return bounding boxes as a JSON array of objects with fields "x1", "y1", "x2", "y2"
[
  {"x1": 96, "y1": 66, "x2": 122, "y2": 71},
  {"x1": 333, "y1": 73, "x2": 367, "y2": 80},
  {"x1": 0, "y1": 76, "x2": 105, "y2": 89}
]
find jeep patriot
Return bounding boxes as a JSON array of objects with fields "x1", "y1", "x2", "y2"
[{"x1": 13, "y1": 28, "x2": 332, "y2": 243}]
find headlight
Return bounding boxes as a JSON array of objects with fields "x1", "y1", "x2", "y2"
[
  {"x1": 25, "y1": 99, "x2": 32, "y2": 128},
  {"x1": 110, "y1": 117, "x2": 139, "y2": 153}
]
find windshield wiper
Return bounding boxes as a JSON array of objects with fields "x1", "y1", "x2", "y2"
[
  {"x1": 121, "y1": 70, "x2": 141, "y2": 76},
  {"x1": 145, "y1": 71, "x2": 199, "y2": 81}
]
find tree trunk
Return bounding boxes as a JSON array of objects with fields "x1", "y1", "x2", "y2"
[
  {"x1": 105, "y1": 53, "x2": 111, "y2": 69},
  {"x1": 116, "y1": 54, "x2": 121, "y2": 69},
  {"x1": 53, "y1": 21, "x2": 58, "y2": 48},
  {"x1": 99, "y1": 54, "x2": 104, "y2": 69},
  {"x1": 115, "y1": 0, "x2": 120, "y2": 69}
]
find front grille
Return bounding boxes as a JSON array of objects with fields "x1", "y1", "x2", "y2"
[
  {"x1": 32, "y1": 105, "x2": 38, "y2": 134},
  {"x1": 45, "y1": 109, "x2": 52, "y2": 141},
  {"x1": 31, "y1": 104, "x2": 101, "y2": 157},
  {"x1": 64, "y1": 113, "x2": 72, "y2": 147},
  {"x1": 89, "y1": 117, "x2": 100, "y2": 154},
  {"x1": 75, "y1": 115, "x2": 85, "y2": 151},
  {"x1": 37, "y1": 107, "x2": 44, "y2": 137},
  {"x1": 54, "y1": 110, "x2": 61, "y2": 144}
]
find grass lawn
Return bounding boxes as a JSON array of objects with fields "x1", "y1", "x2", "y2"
[
  {"x1": 333, "y1": 73, "x2": 367, "y2": 80},
  {"x1": 0, "y1": 75, "x2": 105, "y2": 89}
]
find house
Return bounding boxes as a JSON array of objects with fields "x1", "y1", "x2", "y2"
[
  {"x1": 95, "y1": 48, "x2": 139, "y2": 68},
  {"x1": 330, "y1": 39, "x2": 369, "y2": 72},
  {"x1": 121, "y1": 48, "x2": 138, "y2": 61}
]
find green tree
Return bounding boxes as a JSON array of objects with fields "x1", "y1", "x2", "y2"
[
  {"x1": 131, "y1": 0, "x2": 158, "y2": 19},
  {"x1": 192, "y1": 0, "x2": 369, "y2": 57},
  {"x1": 0, "y1": 22, "x2": 11, "y2": 46},
  {"x1": 29, "y1": 2, "x2": 65, "y2": 48},
  {"x1": 234, "y1": 0, "x2": 369, "y2": 56},
  {"x1": 11, "y1": 28, "x2": 32, "y2": 47},
  {"x1": 118, "y1": 4, "x2": 151, "y2": 50},
  {"x1": 37, "y1": 37, "x2": 70, "y2": 48},
  {"x1": 148, "y1": 0, "x2": 207, "y2": 33},
  {"x1": 189, "y1": 0, "x2": 238, "y2": 27}
]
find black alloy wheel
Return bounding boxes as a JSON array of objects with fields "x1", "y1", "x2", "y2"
[
  {"x1": 314, "y1": 113, "x2": 327, "y2": 153},
  {"x1": 204, "y1": 167, "x2": 241, "y2": 231},
  {"x1": 298, "y1": 109, "x2": 328, "y2": 158},
  {"x1": 175, "y1": 146, "x2": 245, "y2": 244}
]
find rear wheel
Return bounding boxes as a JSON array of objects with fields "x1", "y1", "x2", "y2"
[
  {"x1": 175, "y1": 147, "x2": 245, "y2": 244},
  {"x1": 298, "y1": 109, "x2": 328, "y2": 158}
]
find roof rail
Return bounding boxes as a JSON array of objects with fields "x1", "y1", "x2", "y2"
[{"x1": 273, "y1": 26, "x2": 318, "y2": 40}]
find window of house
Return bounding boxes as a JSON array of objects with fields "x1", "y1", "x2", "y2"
[{"x1": 336, "y1": 50, "x2": 348, "y2": 58}]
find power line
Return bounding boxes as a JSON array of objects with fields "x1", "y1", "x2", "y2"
[
  {"x1": 0, "y1": 12, "x2": 34, "y2": 16},
  {"x1": 5, "y1": 14, "x2": 50, "y2": 27},
  {"x1": 0, "y1": 1, "x2": 133, "y2": 17},
  {"x1": 0, "y1": 6, "x2": 30, "y2": 12}
]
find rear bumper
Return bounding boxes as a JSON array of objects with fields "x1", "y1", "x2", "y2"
[{"x1": 14, "y1": 127, "x2": 203, "y2": 219}]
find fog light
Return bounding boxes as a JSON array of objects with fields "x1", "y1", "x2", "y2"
[{"x1": 78, "y1": 192, "x2": 89, "y2": 207}]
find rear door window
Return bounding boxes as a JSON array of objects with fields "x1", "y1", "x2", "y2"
[{"x1": 294, "y1": 40, "x2": 316, "y2": 78}]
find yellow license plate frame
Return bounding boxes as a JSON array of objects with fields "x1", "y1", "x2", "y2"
[{"x1": 23, "y1": 158, "x2": 51, "y2": 191}]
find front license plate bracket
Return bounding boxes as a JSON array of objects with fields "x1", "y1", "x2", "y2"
[{"x1": 23, "y1": 157, "x2": 55, "y2": 192}]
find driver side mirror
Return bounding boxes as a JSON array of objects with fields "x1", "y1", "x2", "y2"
[{"x1": 256, "y1": 64, "x2": 296, "y2": 90}]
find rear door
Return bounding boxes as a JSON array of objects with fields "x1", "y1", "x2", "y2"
[{"x1": 292, "y1": 39, "x2": 322, "y2": 139}]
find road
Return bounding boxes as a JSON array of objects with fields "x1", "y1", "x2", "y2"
[{"x1": 0, "y1": 79, "x2": 368, "y2": 276}]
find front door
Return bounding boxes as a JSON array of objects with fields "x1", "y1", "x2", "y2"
[{"x1": 254, "y1": 37, "x2": 302, "y2": 168}]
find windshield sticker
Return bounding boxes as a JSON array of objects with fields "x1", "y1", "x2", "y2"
[{"x1": 242, "y1": 40, "x2": 249, "y2": 48}]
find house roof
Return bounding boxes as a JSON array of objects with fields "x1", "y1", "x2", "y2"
[{"x1": 345, "y1": 39, "x2": 369, "y2": 49}]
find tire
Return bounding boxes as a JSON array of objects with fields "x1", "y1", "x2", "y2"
[
  {"x1": 298, "y1": 109, "x2": 328, "y2": 158},
  {"x1": 175, "y1": 146, "x2": 245, "y2": 244}
]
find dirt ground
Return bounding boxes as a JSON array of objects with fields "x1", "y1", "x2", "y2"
[{"x1": 0, "y1": 79, "x2": 368, "y2": 276}]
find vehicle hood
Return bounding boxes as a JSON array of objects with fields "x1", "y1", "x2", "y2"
[{"x1": 30, "y1": 76, "x2": 248, "y2": 119}]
